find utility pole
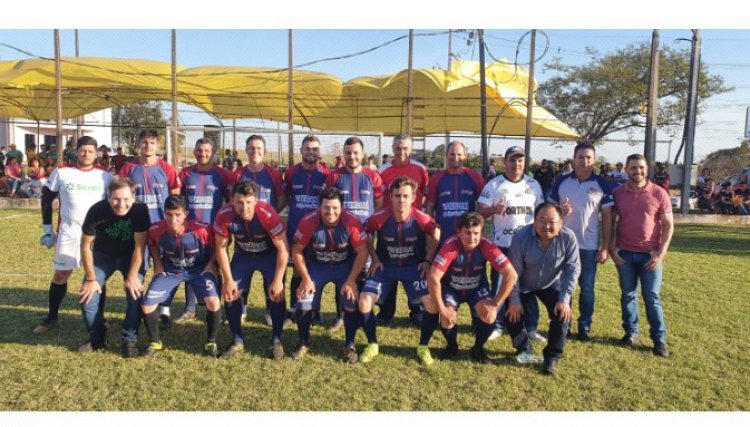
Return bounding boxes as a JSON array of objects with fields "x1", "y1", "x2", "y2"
[
  {"x1": 681, "y1": 30, "x2": 701, "y2": 214},
  {"x1": 54, "y1": 30, "x2": 63, "y2": 165},
  {"x1": 644, "y1": 30, "x2": 660, "y2": 175},
  {"x1": 478, "y1": 29, "x2": 488, "y2": 172},
  {"x1": 171, "y1": 29, "x2": 179, "y2": 167},
  {"x1": 446, "y1": 29, "x2": 453, "y2": 148},
  {"x1": 406, "y1": 29, "x2": 414, "y2": 137},
  {"x1": 523, "y1": 29, "x2": 537, "y2": 173},
  {"x1": 75, "y1": 29, "x2": 82, "y2": 143},
  {"x1": 288, "y1": 29, "x2": 294, "y2": 166}
]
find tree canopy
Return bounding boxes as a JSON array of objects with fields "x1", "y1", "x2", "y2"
[
  {"x1": 537, "y1": 42, "x2": 731, "y2": 142},
  {"x1": 111, "y1": 101, "x2": 167, "y2": 154}
]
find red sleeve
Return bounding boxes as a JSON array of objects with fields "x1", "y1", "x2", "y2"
[
  {"x1": 344, "y1": 212, "x2": 368, "y2": 248},
  {"x1": 426, "y1": 172, "x2": 443, "y2": 204},
  {"x1": 118, "y1": 162, "x2": 134, "y2": 178},
  {"x1": 370, "y1": 169, "x2": 384, "y2": 200},
  {"x1": 419, "y1": 165, "x2": 429, "y2": 193},
  {"x1": 413, "y1": 208, "x2": 438, "y2": 235},
  {"x1": 148, "y1": 221, "x2": 166, "y2": 246},
  {"x1": 324, "y1": 172, "x2": 337, "y2": 189},
  {"x1": 364, "y1": 208, "x2": 389, "y2": 233},
  {"x1": 257, "y1": 202, "x2": 286, "y2": 239},
  {"x1": 294, "y1": 212, "x2": 316, "y2": 246},
  {"x1": 283, "y1": 164, "x2": 295, "y2": 195},
  {"x1": 480, "y1": 238, "x2": 509, "y2": 271},
  {"x1": 189, "y1": 221, "x2": 214, "y2": 250},
  {"x1": 433, "y1": 238, "x2": 459, "y2": 272},
  {"x1": 212, "y1": 206, "x2": 234, "y2": 238},
  {"x1": 267, "y1": 165, "x2": 284, "y2": 197},
  {"x1": 160, "y1": 160, "x2": 181, "y2": 190}
]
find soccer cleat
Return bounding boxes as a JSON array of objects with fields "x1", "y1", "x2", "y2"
[
  {"x1": 32, "y1": 319, "x2": 58, "y2": 335},
  {"x1": 219, "y1": 343, "x2": 245, "y2": 359},
  {"x1": 271, "y1": 340, "x2": 285, "y2": 360},
  {"x1": 543, "y1": 358, "x2": 558, "y2": 376},
  {"x1": 121, "y1": 341, "x2": 139, "y2": 358},
  {"x1": 359, "y1": 343, "x2": 379, "y2": 363},
  {"x1": 175, "y1": 311, "x2": 197, "y2": 324},
  {"x1": 487, "y1": 328, "x2": 503, "y2": 341},
  {"x1": 528, "y1": 330, "x2": 548, "y2": 344},
  {"x1": 264, "y1": 310, "x2": 272, "y2": 326},
  {"x1": 653, "y1": 342, "x2": 670, "y2": 357},
  {"x1": 470, "y1": 346, "x2": 491, "y2": 364},
  {"x1": 515, "y1": 351, "x2": 544, "y2": 364},
  {"x1": 204, "y1": 342, "x2": 219, "y2": 358},
  {"x1": 158, "y1": 314, "x2": 172, "y2": 330},
  {"x1": 342, "y1": 346, "x2": 358, "y2": 364},
  {"x1": 439, "y1": 344, "x2": 459, "y2": 361},
  {"x1": 619, "y1": 333, "x2": 636, "y2": 347},
  {"x1": 291, "y1": 344, "x2": 310, "y2": 361},
  {"x1": 329, "y1": 317, "x2": 344, "y2": 333},
  {"x1": 143, "y1": 341, "x2": 164, "y2": 359},
  {"x1": 416, "y1": 345, "x2": 434, "y2": 366}
]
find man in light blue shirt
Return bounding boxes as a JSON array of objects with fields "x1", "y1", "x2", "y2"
[{"x1": 506, "y1": 202, "x2": 581, "y2": 376}]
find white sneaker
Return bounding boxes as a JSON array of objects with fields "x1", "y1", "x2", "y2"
[
  {"x1": 528, "y1": 330, "x2": 548, "y2": 343},
  {"x1": 487, "y1": 328, "x2": 503, "y2": 341},
  {"x1": 515, "y1": 351, "x2": 544, "y2": 364},
  {"x1": 264, "y1": 311, "x2": 272, "y2": 326}
]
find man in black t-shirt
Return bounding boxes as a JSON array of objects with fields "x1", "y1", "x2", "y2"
[{"x1": 78, "y1": 177, "x2": 150, "y2": 357}]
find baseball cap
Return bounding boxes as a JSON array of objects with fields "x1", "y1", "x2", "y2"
[
  {"x1": 505, "y1": 146, "x2": 525, "y2": 157},
  {"x1": 616, "y1": 162, "x2": 623, "y2": 166}
]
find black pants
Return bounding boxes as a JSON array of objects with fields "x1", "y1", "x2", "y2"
[{"x1": 506, "y1": 286, "x2": 569, "y2": 362}]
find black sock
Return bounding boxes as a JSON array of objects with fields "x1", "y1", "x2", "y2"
[
  {"x1": 144, "y1": 310, "x2": 160, "y2": 343},
  {"x1": 289, "y1": 277, "x2": 301, "y2": 308},
  {"x1": 269, "y1": 300, "x2": 286, "y2": 341},
  {"x1": 420, "y1": 312, "x2": 440, "y2": 346},
  {"x1": 297, "y1": 309, "x2": 312, "y2": 346},
  {"x1": 442, "y1": 326, "x2": 458, "y2": 348},
  {"x1": 206, "y1": 309, "x2": 220, "y2": 343},
  {"x1": 47, "y1": 282, "x2": 67, "y2": 322},
  {"x1": 344, "y1": 310, "x2": 359, "y2": 348},
  {"x1": 474, "y1": 320, "x2": 494, "y2": 350}
]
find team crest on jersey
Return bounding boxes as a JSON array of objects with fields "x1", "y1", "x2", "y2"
[{"x1": 294, "y1": 230, "x2": 303, "y2": 240}]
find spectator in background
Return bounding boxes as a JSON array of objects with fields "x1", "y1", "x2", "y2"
[
  {"x1": 381, "y1": 153, "x2": 390, "y2": 167},
  {"x1": 21, "y1": 157, "x2": 46, "y2": 198},
  {"x1": 64, "y1": 139, "x2": 78, "y2": 166},
  {"x1": 696, "y1": 178, "x2": 718, "y2": 214},
  {"x1": 696, "y1": 167, "x2": 711, "y2": 190},
  {"x1": 44, "y1": 156, "x2": 56, "y2": 176},
  {"x1": 6, "y1": 143, "x2": 24, "y2": 165},
  {"x1": 0, "y1": 146, "x2": 7, "y2": 167},
  {"x1": 733, "y1": 182, "x2": 749, "y2": 215},
  {"x1": 534, "y1": 159, "x2": 556, "y2": 200},
  {"x1": 41, "y1": 143, "x2": 57, "y2": 165},
  {"x1": 222, "y1": 148, "x2": 235, "y2": 169},
  {"x1": 717, "y1": 182, "x2": 736, "y2": 214},
  {"x1": 484, "y1": 158, "x2": 498, "y2": 181},
  {"x1": 365, "y1": 155, "x2": 378, "y2": 171},
  {"x1": 111, "y1": 146, "x2": 128, "y2": 174},
  {"x1": 4, "y1": 157, "x2": 22, "y2": 198},
  {"x1": 611, "y1": 162, "x2": 628, "y2": 189},
  {"x1": 652, "y1": 163, "x2": 671, "y2": 192},
  {"x1": 335, "y1": 155, "x2": 345, "y2": 169}
]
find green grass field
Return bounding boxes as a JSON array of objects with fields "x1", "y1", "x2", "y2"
[{"x1": 0, "y1": 209, "x2": 748, "y2": 411}]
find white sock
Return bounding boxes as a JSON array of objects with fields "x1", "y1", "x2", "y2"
[{"x1": 160, "y1": 306, "x2": 171, "y2": 316}]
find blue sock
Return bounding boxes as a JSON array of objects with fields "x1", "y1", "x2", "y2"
[
  {"x1": 361, "y1": 311, "x2": 377, "y2": 343},
  {"x1": 269, "y1": 300, "x2": 285, "y2": 341},
  {"x1": 226, "y1": 299, "x2": 244, "y2": 344},
  {"x1": 185, "y1": 285, "x2": 197, "y2": 312},
  {"x1": 442, "y1": 326, "x2": 458, "y2": 348},
  {"x1": 289, "y1": 277, "x2": 301, "y2": 308},
  {"x1": 420, "y1": 312, "x2": 439, "y2": 346},
  {"x1": 474, "y1": 320, "x2": 494, "y2": 350},
  {"x1": 297, "y1": 309, "x2": 312, "y2": 346},
  {"x1": 344, "y1": 310, "x2": 359, "y2": 347}
]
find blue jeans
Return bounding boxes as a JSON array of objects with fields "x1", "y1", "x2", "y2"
[
  {"x1": 80, "y1": 250, "x2": 145, "y2": 345},
  {"x1": 576, "y1": 249, "x2": 598, "y2": 332},
  {"x1": 616, "y1": 249, "x2": 667, "y2": 343}
]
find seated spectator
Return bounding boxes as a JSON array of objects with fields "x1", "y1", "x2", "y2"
[
  {"x1": 44, "y1": 156, "x2": 56, "y2": 177},
  {"x1": 696, "y1": 167, "x2": 711, "y2": 190},
  {"x1": 717, "y1": 182, "x2": 736, "y2": 215},
  {"x1": 20, "y1": 157, "x2": 46, "y2": 198},
  {"x1": 733, "y1": 182, "x2": 750, "y2": 215},
  {"x1": 696, "y1": 178, "x2": 718, "y2": 214},
  {"x1": 4, "y1": 157, "x2": 23, "y2": 198},
  {"x1": 652, "y1": 162, "x2": 671, "y2": 192}
]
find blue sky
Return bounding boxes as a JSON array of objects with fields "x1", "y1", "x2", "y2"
[{"x1": 1, "y1": 12, "x2": 748, "y2": 164}]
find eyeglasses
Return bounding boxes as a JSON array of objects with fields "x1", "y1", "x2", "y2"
[{"x1": 536, "y1": 218, "x2": 562, "y2": 226}]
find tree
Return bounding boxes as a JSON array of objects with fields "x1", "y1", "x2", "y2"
[
  {"x1": 701, "y1": 141, "x2": 750, "y2": 181},
  {"x1": 112, "y1": 101, "x2": 168, "y2": 154},
  {"x1": 537, "y1": 42, "x2": 731, "y2": 142}
]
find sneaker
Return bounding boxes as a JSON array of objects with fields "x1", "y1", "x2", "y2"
[
  {"x1": 342, "y1": 346, "x2": 358, "y2": 363},
  {"x1": 77, "y1": 341, "x2": 105, "y2": 353},
  {"x1": 487, "y1": 328, "x2": 503, "y2": 341},
  {"x1": 32, "y1": 319, "x2": 58, "y2": 335},
  {"x1": 204, "y1": 342, "x2": 219, "y2": 358},
  {"x1": 175, "y1": 311, "x2": 197, "y2": 324},
  {"x1": 291, "y1": 344, "x2": 310, "y2": 360},
  {"x1": 653, "y1": 342, "x2": 670, "y2": 357},
  {"x1": 264, "y1": 310, "x2": 272, "y2": 326},
  {"x1": 271, "y1": 340, "x2": 285, "y2": 360},
  {"x1": 439, "y1": 344, "x2": 459, "y2": 361},
  {"x1": 619, "y1": 333, "x2": 636, "y2": 347},
  {"x1": 515, "y1": 351, "x2": 544, "y2": 364},
  {"x1": 543, "y1": 358, "x2": 558, "y2": 376},
  {"x1": 416, "y1": 345, "x2": 434, "y2": 366},
  {"x1": 220, "y1": 343, "x2": 245, "y2": 359},
  {"x1": 528, "y1": 330, "x2": 548, "y2": 344},
  {"x1": 241, "y1": 312, "x2": 248, "y2": 323},
  {"x1": 121, "y1": 341, "x2": 139, "y2": 358},
  {"x1": 143, "y1": 341, "x2": 163, "y2": 359},
  {"x1": 360, "y1": 343, "x2": 379, "y2": 363},
  {"x1": 470, "y1": 346, "x2": 491, "y2": 364},
  {"x1": 329, "y1": 317, "x2": 344, "y2": 333},
  {"x1": 576, "y1": 330, "x2": 592, "y2": 342},
  {"x1": 158, "y1": 314, "x2": 172, "y2": 330}
]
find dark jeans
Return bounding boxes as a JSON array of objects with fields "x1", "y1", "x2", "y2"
[
  {"x1": 506, "y1": 286, "x2": 570, "y2": 362},
  {"x1": 80, "y1": 250, "x2": 145, "y2": 344}
]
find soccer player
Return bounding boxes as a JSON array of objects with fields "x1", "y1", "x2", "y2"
[
  {"x1": 118, "y1": 129, "x2": 181, "y2": 326},
  {"x1": 426, "y1": 212, "x2": 518, "y2": 363},
  {"x1": 359, "y1": 177, "x2": 441, "y2": 364},
  {"x1": 140, "y1": 195, "x2": 222, "y2": 358},
  {"x1": 213, "y1": 181, "x2": 289, "y2": 360},
  {"x1": 376, "y1": 134, "x2": 430, "y2": 325},
  {"x1": 33, "y1": 136, "x2": 113, "y2": 335},
  {"x1": 230, "y1": 134, "x2": 286, "y2": 324},
  {"x1": 477, "y1": 146, "x2": 544, "y2": 341},
  {"x1": 174, "y1": 137, "x2": 231, "y2": 323},
  {"x1": 423, "y1": 140, "x2": 484, "y2": 244},
  {"x1": 78, "y1": 177, "x2": 150, "y2": 357},
  {"x1": 283, "y1": 135, "x2": 330, "y2": 317},
  {"x1": 323, "y1": 136, "x2": 384, "y2": 330},
  {"x1": 548, "y1": 142, "x2": 613, "y2": 341},
  {"x1": 290, "y1": 187, "x2": 368, "y2": 362}
]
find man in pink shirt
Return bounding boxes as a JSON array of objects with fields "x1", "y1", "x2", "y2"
[{"x1": 611, "y1": 154, "x2": 674, "y2": 358}]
